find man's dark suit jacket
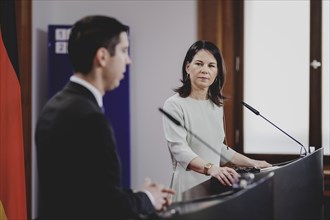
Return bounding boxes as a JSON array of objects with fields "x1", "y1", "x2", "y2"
[{"x1": 35, "y1": 82, "x2": 155, "y2": 219}]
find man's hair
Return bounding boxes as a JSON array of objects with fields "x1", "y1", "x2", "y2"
[{"x1": 68, "y1": 15, "x2": 128, "y2": 74}]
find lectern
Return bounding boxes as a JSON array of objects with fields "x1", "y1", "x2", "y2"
[
  {"x1": 159, "y1": 172, "x2": 274, "y2": 220},
  {"x1": 157, "y1": 148, "x2": 324, "y2": 220}
]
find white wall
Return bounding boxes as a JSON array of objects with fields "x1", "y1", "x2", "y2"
[{"x1": 32, "y1": 0, "x2": 197, "y2": 217}]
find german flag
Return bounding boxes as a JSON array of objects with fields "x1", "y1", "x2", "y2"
[{"x1": 0, "y1": 1, "x2": 27, "y2": 219}]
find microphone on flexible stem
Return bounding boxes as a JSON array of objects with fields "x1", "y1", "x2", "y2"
[
  {"x1": 158, "y1": 108, "x2": 220, "y2": 155},
  {"x1": 242, "y1": 101, "x2": 308, "y2": 156}
]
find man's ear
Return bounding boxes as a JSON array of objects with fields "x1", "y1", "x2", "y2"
[{"x1": 95, "y1": 47, "x2": 109, "y2": 67}]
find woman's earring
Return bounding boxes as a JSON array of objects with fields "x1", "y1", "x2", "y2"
[
  {"x1": 185, "y1": 74, "x2": 190, "y2": 82},
  {"x1": 212, "y1": 77, "x2": 218, "y2": 86}
]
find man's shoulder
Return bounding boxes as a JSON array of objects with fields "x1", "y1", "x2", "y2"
[{"x1": 41, "y1": 86, "x2": 100, "y2": 117}]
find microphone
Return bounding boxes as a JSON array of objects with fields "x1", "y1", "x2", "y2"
[
  {"x1": 159, "y1": 108, "x2": 220, "y2": 155},
  {"x1": 242, "y1": 101, "x2": 308, "y2": 156}
]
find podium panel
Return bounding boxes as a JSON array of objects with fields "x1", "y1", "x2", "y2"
[
  {"x1": 261, "y1": 147, "x2": 324, "y2": 220},
  {"x1": 160, "y1": 172, "x2": 274, "y2": 220}
]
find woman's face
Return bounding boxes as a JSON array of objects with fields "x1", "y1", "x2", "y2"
[{"x1": 186, "y1": 49, "x2": 218, "y2": 92}]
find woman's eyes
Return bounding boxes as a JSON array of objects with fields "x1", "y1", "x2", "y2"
[{"x1": 195, "y1": 63, "x2": 216, "y2": 68}]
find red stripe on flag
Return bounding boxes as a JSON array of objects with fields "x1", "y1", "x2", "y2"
[{"x1": 0, "y1": 31, "x2": 27, "y2": 219}]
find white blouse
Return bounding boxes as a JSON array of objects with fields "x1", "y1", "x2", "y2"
[{"x1": 162, "y1": 93, "x2": 236, "y2": 201}]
